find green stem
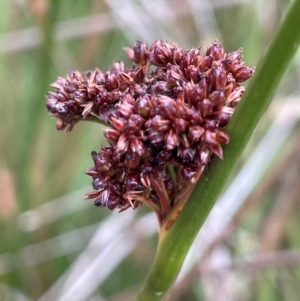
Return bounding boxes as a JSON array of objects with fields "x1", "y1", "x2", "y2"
[
  {"x1": 166, "y1": 164, "x2": 176, "y2": 185},
  {"x1": 133, "y1": 0, "x2": 300, "y2": 300}
]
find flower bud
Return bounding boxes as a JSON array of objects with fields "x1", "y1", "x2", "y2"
[
  {"x1": 181, "y1": 166, "x2": 197, "y2": 180},
  {"x1": 158, "y1": 95, "x2": 177, "y2": 118},
  {"x1": 199, "y1": 147, "x2": 210, "y2": 165},
  {"x1": 170, "y1": 46, "x2": 183, "y2": 65},
  {"x1": 202, "y1": 131, "x2": 223, "y2": 158},
  {"x1": 184, "y1": 82, "x2": 205, "y2": 105},
  {"x1": 116, "y1": 134, "x2": 129, "y2": 154},
  {"x1": 216, "y1": 131, "x2": 230, "y2": 144},
  {"x1": 210, "y1": 90, "x2": 225, "y2": 108},
  {"x1": 111, "y1": 117, "x2": 126, "y2": 131},
  {"x1": 51, "y1": 78, "x2": 66, "y2": 90},
  {"x1": 57, "y1": 91, "x2": 69, "y2": 102},
  {"x1": 182, "y1": 106, "x2": 202, "y2": 125},
  {"x1": 103, "y1": 128, "x2": 121, "y2": 144},
  {"x1": 152, "y1": 80, "x2": 168, "y2": 95},
  {"x1": 206, "y1": 41, "x2": 225, "y2": 60},
  {"x1": 92, "y1": 151, "x2": 112, "y2": 172},
  {"x1": 184, "y1": 65, "x2": 198, "y2": 82},
  {"x1": 166, "y1": 69, "x2": 180, "y2": 87},
  {"x1": 85, "y1": 190, "x2": 101, "y2": 200},
  {"x1": 107, "y1": 194, "x2": 120, "y2": 210},
  {"x1": 189, "y1": 48, "x2": 201, "y2": 66},
  {"x1": 85, "y1": 167, "x2": 98, "y2": 177},
  {"x1": 202, "y1": 130, "x2": 217, "y2": 146},
  {"x1": 134, "y1": 66, "x2": 147, "y2": 83},
  {"x1": 124, "y1": 114, "x2": 145, "y2": 133},
  {"x1": 68, "y1": 70, "x2": 83, "y2": 81},
  {"x1": 133, "y1": 41, "x2": 149, "y2": 65},
  {"x1": 222, "y1": 59, "x2": 235, "y2": 73},
  {"x1": 46, "y1": 96, "x2": 58, "y2": 111},
  {"x1": 150, "y1": 115, "x2": 171, "y2": 132},
  {"x1": 178, "y1": 146, "x2": 196, "y2": 162},
  {"x1": 98, "y1": 105, "x2": 115, "y2": 123},
  {"x1": 157, "y1": 150, "x2": 173, "y2": 163},
  {"x1": 119, "y1": 72, "x2": 134, "y2": 85},
  {"x1": 227, "y1": 86, "x2": 245, "y2": 105},
  {"x1": 209, "y1": 143, "x2": 223, "y2": 159},
  {"x1": 124, "y1": 47, "x2": 135, "y2": 61},
  {"x1": 130, "y1": 137, "x2": 146, "y2": 156},
  {"x1": 180, "y1": 52, "x2": 192, "y2": 70},
  {"x1": 198, "y1": 99, "x2": 213, "y2": 117},
  {"x1": 198, "y1": 76, "x2": 209, "y2": 98},
  {"x1": 111, "y1": 61, "x2": 125, "y2": 74},
  {"x1": 56, "y1": 119, "x2": 66, "y2": 131},
  {"x1": 204, "y1": 119, "x2": 219, "y2": 130},
  {"x1": 82, "y1": 101, "x2": 94, "y2": 117},
  {"x1": 165, "y1": 179, "x2": 176, "y2": 198},
  {"x1": 105, "y1": 73, "x2": 119, "y2": 91},
  {"x1": 149, "y1": 41, "x2": 171, "y2": 66},
  {"x1": 209, "y1": 66, "x2": 227, "y2": 90},
  {"x1": 134, "y1": 96, "x2": 152, "y2": 118},
  {"x1": 188, "y1": 126, "x2": 204, "y2": 143},
  {"x1": 148, "y1": 129, "x2": 165, "y2": 144},
  {"x1": 124, "y1": 173, "x2": 141, "y2": 191},
  {"x1": 165, "y1": 128, "x2": 179, "y2": 150},
  {"x1": 212, "y1": 111, "x2": 231, "y2": 127},
  {"x1": 125, "y1": 152, "x2": 141, "y2": 169},
  {"x1": 94, "y1": 189, "x2": 110, "y2": 207},
  {"x1": 110, "y1": 179, "x2": 122, "y2": 195},
  {"x1": 235, "y1": 66, "x2": 254, "y2": 83},
  {"x1": 224, "y1": 83, "x2": 234, "y2": 98},
  {"x1": 226, "y1": 48, "x2": 243, "y2": 63},
  {"x1": 92, "y1": 176, "x2": 108, "y2": 190},
  {"x1": 198, "y1": 56, "x2": 213, "y2": 71},
  {"x1": 174, "y1": 118, "x2": 189, "y2": 133}
]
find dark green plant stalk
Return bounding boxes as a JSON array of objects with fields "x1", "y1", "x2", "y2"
[{"x1": 133, "y1": 0, "x2": 300, "y2": 300}]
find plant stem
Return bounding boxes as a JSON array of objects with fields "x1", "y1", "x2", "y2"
[
  {"x1": 133, "y1": 0, "x2": 300, "y2": 300},
  {"x1": 150, "y1": 177, "x2": 170, "y2": 215},
  {"x1": 166, "y1": 164, "x2": 176, "y2": 185},
  {"x1": 160, "y1": 181, "x2": 196, "y2": 238}
]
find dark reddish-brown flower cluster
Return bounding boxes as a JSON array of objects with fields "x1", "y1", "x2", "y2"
[{"x1": 46, "y1": 40, "x2": 254, "y2": 218}]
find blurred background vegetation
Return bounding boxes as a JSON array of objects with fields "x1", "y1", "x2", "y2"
[{"x1": 0, "y1": 0, "x2": 300, "y2": 300}]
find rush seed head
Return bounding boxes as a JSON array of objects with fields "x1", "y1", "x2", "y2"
[{"x1": 46, "y1": 40, "x2": 254, "y2": 219}]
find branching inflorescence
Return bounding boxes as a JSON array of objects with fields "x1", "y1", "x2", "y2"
[{"x1": 46, "y1": 40, "x2": 254, "y2": 225}]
